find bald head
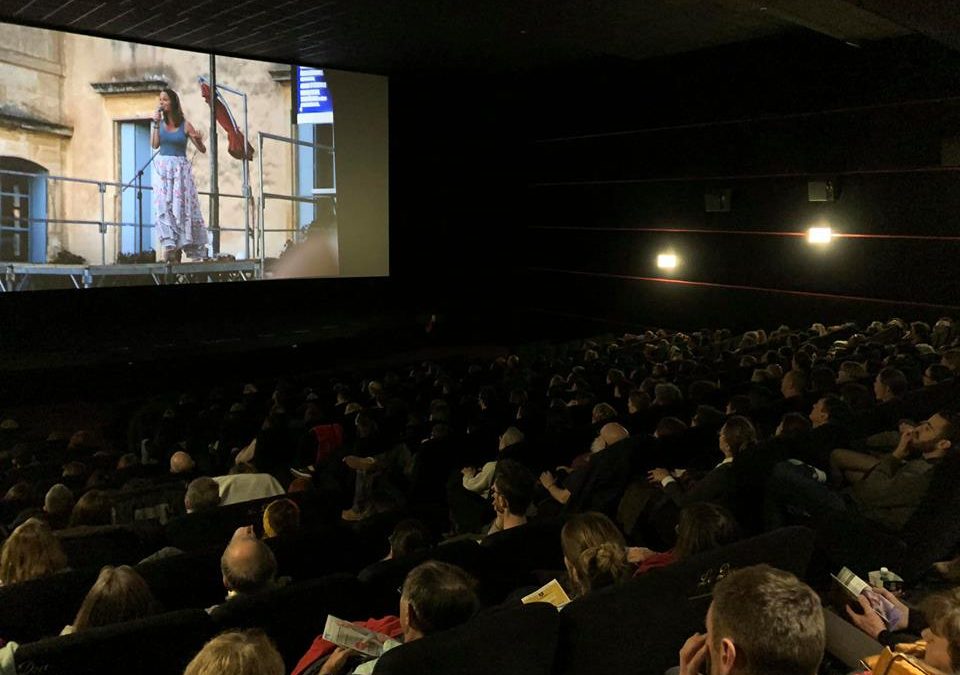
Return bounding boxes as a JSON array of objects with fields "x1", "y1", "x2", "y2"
[
  {"x1": 170, "y1": 451, "x2": 195, "y2": 475},
  {"x1": 221, "y1": 536, "x2": 277, "y2": 596},
  {"x1": 599, "y1": 423, "x2": 629, "y2": 447}
]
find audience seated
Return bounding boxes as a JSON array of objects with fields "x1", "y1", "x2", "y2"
[
  {"x1": 212, "y1": 527, "x2": 281, "y2": 611},
  {"x1": 262, "y1": 498, "x2": 300, "y2": 538},
  {"x1": 767, "y1": 411, "x2": 959, "y2": 532},
  {"x1": 628, "y1": 502, "x2": 740, "y2": 574},
  {"x1": 43, "y1": 484, "x2": 74, "y2": 530},
  {"x1": 0, "y1": 517, "x2": 67, "y2": 585},
  {"x1": 170, "y1": 451, "x2": 196, "y2": 477},
  {"x1": 487, "y1": 459, "x2": 535, "y2": 535},
  {"x1": 62, "y1": 565, "x2": 158, "y2": 634},
  {"x1": 648, "y1": 416, "x2": 756, "y2": 509},
  {"x1": 185, "y1": 477, "x2": 220, "y2": 513},
  {"x1": 844, "y1": 585, "x2": 960, "y2": 674},
  {"x1": 675, "y1": 564, "x2": 824, "y2": 675},
  {"x1": 0, "y1": 314, "x2": 957, "y2": 673},
  {"x1": 68, "y1": 490, "x2": 112, "y2": 527},
  {"x1": 561, "y1": 512, "x2": 629, "y2": 599},
  {"x1": 293, "y1": 561, "x2": 479, "y2": 675},
  {"x1": 184, "y1": 629, "x2": 284, "y2": 675}
]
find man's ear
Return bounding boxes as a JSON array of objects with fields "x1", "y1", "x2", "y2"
[{"x1": 719, "y1": 637, "x2": 737, "y2": 675}]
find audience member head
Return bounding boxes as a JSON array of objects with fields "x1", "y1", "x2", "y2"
[
  {"x1": 116, "y1": 453, "x2": 140, "y2": 471},
  {"x1": 792, "y1": 351, "x2": 812, "y2": 373},
  {"x1": 837, "y1": 361, "x2": 867, "y2": 385},
  {"x1": 719, "y1": 416, "x2": 756, "y2": 458},
  {"x1": 0, "y1": 517, "x2": 68, "y2": 585},
  {"x1": 261, "y1": 498, "x2": 300, "y2": 538},
  {"x1": 170, "y1": 451, "x2": 196, "y2": 475},
  {"x1": 874, "y1": 366, "x2": 907, "y2": 403},
  {"x1": 653, "y1": 383, "x2": 683, "y2": 407},
  {"x1": 185, "y1": 477, "x2": 220, "y2": 513},
  {"x1": 627, "y1": 390, "x2": 651, "y2": 415},
  {"x1": 591, "y1": 402, "x2": 618, "y2": 426},
  {"x1": 692, "y1": 405, "x2": 725, "y2": 430},
  {"x1": 655, "y1": 416, "x2": 688, "y2": 439},
  {"x1": 725, "y1": 395, "x2": 751, "y2": 416},
  {"x1": 942, "y1": 349, "x2": 960, "y2": 373},
  {"x1": 674, "y1": 503, "x2": 741, "y2": 561},
  {"x1": 184, "y1": 630, "x2": 284, "y2": 675},
  {"x1": 220, "y1": 532, "x2": 277, "y2": 596},
  {"x1": 69, "y1": 489, "x2": 111, "y2": 527},
  {"x1": 780, "y1": 369, "x2": 807, "y2": 400},
  {"x1": 561, "y1": 512, "x2": 629, "y2": 598},
  {"x1": 387, "y1": 519, "x2": 433, "y2": 560},
  {"x1": 809, "y1": 366, "x2": 836, "y2": 393},
  {"x1": 492, "y1": 459, "x2": 535, "y2": 522},
  {"x1": 776, "y1": 412, "x2": 812, "y2": 437},
  {"x1": 924, "y1": 364, "x2": 953, "y2": 386},
  {"x1": 72, "y1": 565, "x2": 157, "y2": 632},
  {"x1": 2, "y1": 481, "x2": 31, "y2": 504},
  {"x1": 706, "y1": 565, "x2": 824, "y2": 675},
  {"x1": 919, "y1": 588, "x2": 960, "y2": 674},
  {"x1": 839, "y1": 382, "x2": 873, "y2": 412},
  {"x1": 287, "y1": 477, "x2": 313, "y2": 493},
  {"x1": 906, "y1": 412, "x2": 960, "y2": 459},
  {"x1": 498, "y1": 426, "x2": 525, "y2": 451},
  {"x1": 43, "y1": 483, "x2": 75, "y2": 527},
  {"x1": 399, "y1": 561, "x2": 479, "y2": 642}
]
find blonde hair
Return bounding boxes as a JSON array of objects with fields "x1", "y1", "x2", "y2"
[
  {"x1": 922, "y1": 588, "x2": 960, "y2": 671},
  {"x1": 561, "y1": 512, "x2": 628, "y2": 597},
  {"x1": 72, "y1": 565, "x2": 157, "y2": 631},
  {"x1": 0, "y1": 517, "x2": 68, "y2": 585},
  {"x1": 184, "y1": 630, "x2": 284, "y2": 675}
]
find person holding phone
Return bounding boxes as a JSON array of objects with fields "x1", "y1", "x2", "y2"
[{"x1": 151, "y1": 88, "x2": 208, "y2": 263}]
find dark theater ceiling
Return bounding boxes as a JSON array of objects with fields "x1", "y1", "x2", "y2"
[{"x1": 0, "y1": 0, "x2": 955, "y2": 73}]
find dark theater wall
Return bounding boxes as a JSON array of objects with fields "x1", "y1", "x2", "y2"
[{"x1": 516, "y1": 34, "x2": 960, "y2": 331}]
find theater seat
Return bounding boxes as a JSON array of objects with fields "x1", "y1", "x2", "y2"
[
  {"x1": 136, "y1": 545, "x2": 225, "y2": 611},
  {"x1": 0, "y1": 567, "x2": 100, "y2": 644},
  {"x1": 481, "y1": 517, "x2": 566, "y2": 600},
  {"x1": 265, "y1": 524, "x2": 363, "y2": 581},
  {"x1": 56, "y1": 525, "x2": 154, "y2": 569},
  {"x1": 13, "y1": 609, "x2": 215, "y2": 675},
  {"x1": 373, "y1": 603, "x2": 559, "y2": 675},
  {"x1": 555, "y1": 526, "x2": 816, "y2": 675},
  {"x1": 109, "y1": 481, "x2": 186, "y2": 526},
  {"x1": 209, "y1": 574, "x2": 372, "y2": 669}
]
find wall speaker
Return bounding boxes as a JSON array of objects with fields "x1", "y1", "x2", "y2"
[
  {"x1": 705, "y1": 189, "x2": 732, "y2": 212},
  {"x1": 808, "y1": 180, "x2": 837, "y2": 202}
]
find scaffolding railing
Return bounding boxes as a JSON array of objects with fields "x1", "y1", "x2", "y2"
[
  {"x1": 0, "y1": 168, "x2": 250, "y2": 265},
  {"x1": 257, "y1": 130, "x2": 336, "y2": 271}
]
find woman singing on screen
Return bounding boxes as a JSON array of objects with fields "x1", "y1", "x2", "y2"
[{"x1": 151, "y1": 88, "x2": 208, "y2": 262}]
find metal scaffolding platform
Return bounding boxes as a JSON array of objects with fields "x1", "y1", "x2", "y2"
[{"x1": 0, "y1": 260, "x2": 262, "y2": 291}]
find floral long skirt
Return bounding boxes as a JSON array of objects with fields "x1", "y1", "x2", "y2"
[{"x1": 152, "y1": 155, "x2": 208, "y2": 259}]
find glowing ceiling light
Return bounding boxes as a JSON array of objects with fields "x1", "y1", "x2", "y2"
[
  {"x1": 657, "y1": 253, "x2": 678, "y2": 270},
  {"x1": 807, "y1": 227, "x2": 833, "y2": 244}
]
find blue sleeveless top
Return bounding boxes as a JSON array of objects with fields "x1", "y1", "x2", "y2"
[{"x1": 158, "y1": 121, "x2": 188, "y2": 157}]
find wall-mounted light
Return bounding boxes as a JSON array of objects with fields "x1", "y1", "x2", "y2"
[
  {"x1": 806, "y1": 227, "x2": 833, "y2": 245},
  {"x1": 657, "y1": 253, "x2": 678, "y2": 270}
]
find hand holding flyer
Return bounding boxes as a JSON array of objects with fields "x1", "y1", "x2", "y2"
[
  {"x1": 521, "y1": 579, "x2": 572, "y2": 610},
  {"x1": 322, "y1": 615, "x2": 395, "y2": 658}
]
